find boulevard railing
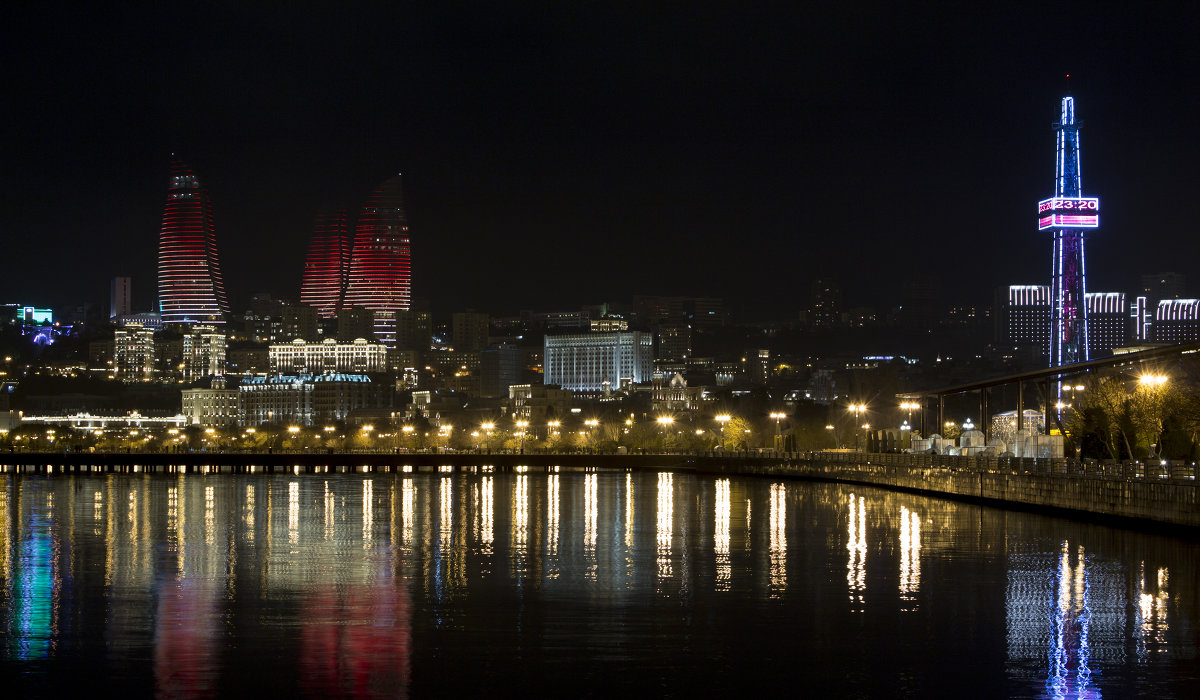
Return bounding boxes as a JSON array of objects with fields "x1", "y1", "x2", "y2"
[{"x1": 805, "y1": 450, "x2": 1199, "y2": 483}]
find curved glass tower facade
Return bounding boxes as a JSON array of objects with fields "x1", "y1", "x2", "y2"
[
  {"x1": 157, "y1": 158, "x2": 229, "y2": 325},
  {"x1": 300, "y1": 209, "x2": 350, "y2": 318},
  {"x1": 343, "y1": 175, "x2": 411, "y2": 346}
]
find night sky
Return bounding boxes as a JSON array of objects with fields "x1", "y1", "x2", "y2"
[{"x1": 5, "y1": 4, "x2": 1199, "y2": 318}]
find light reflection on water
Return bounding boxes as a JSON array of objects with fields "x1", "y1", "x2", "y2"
[{"x1": 0, "y1": 470, "x2": 1197, "y2": 698}]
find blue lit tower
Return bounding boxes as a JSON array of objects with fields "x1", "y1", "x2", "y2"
[{"x1": 1039, "y1": 96, "x2": 1098, "y2": 367}]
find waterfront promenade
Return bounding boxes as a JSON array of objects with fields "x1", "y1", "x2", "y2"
[{"x1": 4, "y1": 449, "x2": 1198, "y2": 530}]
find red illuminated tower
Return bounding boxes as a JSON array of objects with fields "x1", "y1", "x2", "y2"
[
  {"x1": 343, "y1": 175, "x2": 411, "y2": 345},
  {"x1": 300, "y1": 209, "x2": 350, "y2": 318},
  {"x1": 157, "y1": 158, "x2": 229, "y2": 325}
]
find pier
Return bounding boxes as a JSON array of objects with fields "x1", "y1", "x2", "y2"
[{"x1": 4, "y1": 449, "x2": 1198, "y2": 530}]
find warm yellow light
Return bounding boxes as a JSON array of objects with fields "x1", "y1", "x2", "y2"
[
  {"x1": 547, "y1": 420, "x2": 560, "y2": 428},
  {"x1": 482, "y1": 422, "x2": 495, "y2": 431},
  {"x1": 323, "y1": 426, "x2": 335, "y2": 432},
  {"x1": 584, "y1": 419, "x2": 599, "y2": 427},
  {"x1": 246, "y1": 427, "x2": 257, "y2": 434},
  {"x1": 402, "y1": 425, "x2": 415, "y2": 434},
  {"x1": 516, "y1": 420, "x2": 529, "y2": 428},
  {"x1": 288, "y1": 426, "x2": 300, "y2": 434},
  {"x1": 1139, "y1": 374, "x2": 1167, "y2": 387},
  {"x1": 715, "y1": 414, "x2": 731, "y2": 423},
  {"x1": 656, "y1": 416, "x2": 674, "y2": 425},
  {"x1": 769, "y1": 412, "x2": 786, "y2": 420},
  {"x1": 205, "y1": 427, "x2": 215, "y2": 435},
  {"x1": 362, "y1": 425, "x2": 374, "y2": 432}
]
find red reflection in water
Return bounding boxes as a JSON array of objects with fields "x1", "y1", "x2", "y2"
[
  {"x1": 154, "y1": 578, "x2": 220, "y2": 698},
  {"x1": 300, "y1": 578, "x2": 412, "y2": 699}
]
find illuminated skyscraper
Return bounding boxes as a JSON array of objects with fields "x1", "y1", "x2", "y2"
[
  {"x1": 299, "y1": 209, "x2": 350, "y2": 318},
  {"x1": 344, "y1": 175, "x2": 411, "y2": 346},
  {"x1": 157, "y1": 158, "x2": 229, "y2": 325},
  {"x1": 1039, "y1": 96, "x2": 1098, "y2": 367}
]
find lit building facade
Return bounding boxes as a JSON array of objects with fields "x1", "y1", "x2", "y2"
[
  {"x1": 181, "y1": 377, "x2": 239, "y2": 426},
  {"x1": 114, "y1": 324, "x2": 155, "y2": 381},
  {"x1": 268, "y1": 338, "x2": 388, "y2": 374},
  {"x1": 1084, "y1": 292, "x2": 1127, "y2": 356},
  {"x1": 183, "y1": 325, "x2": 226, "y2": 381},
  {"x1": 299, "y1": 210, "x2": 349, "y2": 318},
  {"x1": 543, "y1": 331, "x2": 653, "y2": 393},
  {"x1": 157, "y1": 158, "x2": 229, "y2": 325},
  {"x1": 343, "y1": 175, "x2": 411, "y2": 346},
  {"x1": 1130, "y1": 296, "x2": 1151, "y2": 342},
  {"x1": 1153, "y1": 299, "x2": 1200, "y2": 343},
  {"x1": 1005, "y1": 285, "x2": 1050, "y2": 359},
  {"x1": 651, "y1": 372, "x2": 706, "y2": 414},
  {"x1": 239, "y1": 373, "x2": 384, "y2": 426}
]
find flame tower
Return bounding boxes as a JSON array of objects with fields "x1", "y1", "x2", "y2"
[
  {"x1": 1039, "y1": 97, "x2": 1098, "y2": 367},
  {"x1": 300, "y1": 209, "x2": 350, "y2": 318},
  {"x1": 344, "y1": 175, "x2": 411, "y2": 346},
  {"x1": 157, "y1": 158, "x2": 229, "y2": 325}
]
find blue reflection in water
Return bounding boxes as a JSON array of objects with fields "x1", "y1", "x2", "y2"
[
  {"x1": 10, "y1": 502, "x2": 56, "y2": 660},
  {"x1": 1046, "y1": 542, "x2": 1098, "y2": 700}
]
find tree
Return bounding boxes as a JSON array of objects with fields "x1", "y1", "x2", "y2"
[
  {"x1": 1085, "y1": 376, "x2": 1135, "y2": 460},
  {"x1": 1129, "y1": 377, "x2": 1180, "y2": 458},
  {"x1": 722, "y1": 417, "x2": 752, "y2": 450}
]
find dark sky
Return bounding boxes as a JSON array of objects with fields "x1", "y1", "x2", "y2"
[{"x1": 4, "y1": 3, "x2": 1199, "y2": 319}]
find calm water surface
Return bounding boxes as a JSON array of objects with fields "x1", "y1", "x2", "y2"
[{"x1": 0, "y1": 469, "x2": 1197, "y2": 698}]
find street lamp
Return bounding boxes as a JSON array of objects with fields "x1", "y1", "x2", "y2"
[
  {"x1": 515, "y1": 420, "x2": 529, "y2": 453},
  {"x1": 656, "y1": 416, "x2": 674, "y2": 452},
  {"x1": 769, "y1": 412, "x2": 786, "y2": 452},
  {"x1": 402, "y1": 424, "x2": 415, "y2": 451},
  {"x1": 1139, "y1": 373, "x2": 1168, "y2": 387},
  {"x1": 715, "y1": 414, "x2": 731, "y2": 450},
  {"x1": 482, "y1": 422, "x2": 495, "y2": 451},
  {"x1": 848, "y1": 403, "x2": 867, "y2": 451}
]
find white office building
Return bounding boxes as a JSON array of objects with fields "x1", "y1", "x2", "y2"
[{"x1": 543, "y1": 331, "x2": 653, "y2": 393}]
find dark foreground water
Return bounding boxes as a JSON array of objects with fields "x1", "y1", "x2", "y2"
[{"x1": 0, "y1": 469, "x2": 1197, "y2": 698}]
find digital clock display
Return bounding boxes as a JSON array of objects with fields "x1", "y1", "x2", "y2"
[{"x1": 1037, "y1": 197, "x2": 1099, "y2": 230}]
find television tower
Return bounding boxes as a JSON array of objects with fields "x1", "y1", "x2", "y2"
[{"x1": 1039, "y1": 96, "x2": 1098, "y2": 367}]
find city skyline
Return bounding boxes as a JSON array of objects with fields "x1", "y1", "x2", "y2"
[{"x1": 5, "y1": 5, "x2": 1200, "y2": 316}]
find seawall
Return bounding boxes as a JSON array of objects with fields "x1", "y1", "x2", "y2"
[{"x1": 3, "y1": 450, "x2": 1198, "y2": 530}]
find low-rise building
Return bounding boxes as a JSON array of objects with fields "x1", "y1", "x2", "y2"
[
  {"x1": 269, "y1": 337, "x2": 388, "y2": 374},
  {"x1": 181, "y1": 376, "x2": 239, "y2": 426},
  {"x1": 239, "y1": 373, "x2": 386, "y2": 426}
]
